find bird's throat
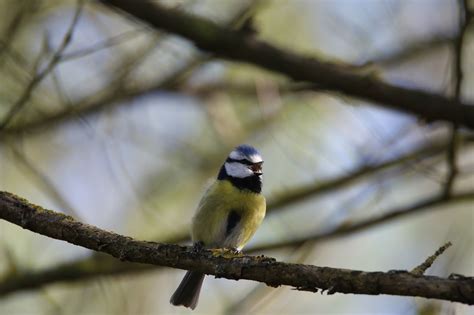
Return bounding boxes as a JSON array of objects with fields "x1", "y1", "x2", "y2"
[{"x1": 217, "y1": 165, "x2": 262, "y2": 193}]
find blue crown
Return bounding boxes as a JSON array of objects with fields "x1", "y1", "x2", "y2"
[{"x1": 235, "y1": 144, "x2": 260, "y2": 157}]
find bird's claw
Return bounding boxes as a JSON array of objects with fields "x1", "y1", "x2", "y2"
[{"x1": 210, "y1": 247, "x2": 243, "y2": 258}]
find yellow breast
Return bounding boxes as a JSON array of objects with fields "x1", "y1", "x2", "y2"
[{"x1": 191, "y1": 180, "x2": 266, "y2": 249}]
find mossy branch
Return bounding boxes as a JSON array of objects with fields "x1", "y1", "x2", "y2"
[{"x1": 1, "y1": 191, "x2": 473, "y2": 304}]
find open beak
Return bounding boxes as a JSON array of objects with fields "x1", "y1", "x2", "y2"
[{"x1": 250, "y1": 162, "x2": 263, "y2": 175}]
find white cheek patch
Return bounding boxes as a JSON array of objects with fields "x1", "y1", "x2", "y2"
[
  {"x1": 225, "y1": 162, "x2": 253, "y2": 178},
  {"x1": 229, "y1": 150, "x2": 245, "y2": 160}
]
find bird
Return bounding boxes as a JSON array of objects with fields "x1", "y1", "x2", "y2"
[{"x1": 170, "y1": 144, "x2": 266, "y2": 309}]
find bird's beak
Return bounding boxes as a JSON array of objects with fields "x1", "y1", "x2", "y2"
[{"x1": 250, "y1": 162, "x2": 263, "y2": 175}]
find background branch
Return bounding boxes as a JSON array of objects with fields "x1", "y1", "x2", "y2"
[
  {"x1": 444, "y1": 0, "x2": 471, "y2": 197},
  {"x1": 0, "y1": 1, "x2": 84, "y2": 129},
  {"x1": 100, "y1": 0, "x2": 474, "y2": 129}
]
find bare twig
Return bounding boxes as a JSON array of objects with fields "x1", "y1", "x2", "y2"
[
  {"x1": 0, "y1": 1, "x2": 84, "y2": 129},
  {"x1": 266, "y1": 138, "x2": 456, "y2": 213},
  {"x1": 0, "y1": 1, "x2": 30, "y2": 69},
  {"x1": 359, "y1": 33, "x2": 455, "y2": 68},
  {"x1": 411, "y1": 242, "x2": 453, "y2": 276},
  {"x1": 7, "y1": 143, "x2": 80, "y2": 218},
  {"x1": 0, "y1": 191, "x2": 473, "y2": 304},
  {"x1": 0, "y1": 1, "x2": 257, "y2": 139},
  {"x1": 0, "y1": 57, "x2": 204, "y2": 140},
  {"x1": 61, "y1": 28, "x2": 146, "y2": 61}
]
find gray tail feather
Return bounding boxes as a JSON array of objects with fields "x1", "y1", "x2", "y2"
[{"x1": 170, "y1": 271, "x2": 205, "y2": 310}]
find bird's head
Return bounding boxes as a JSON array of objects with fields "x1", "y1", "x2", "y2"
[{"x1": 222, "y1": 144, "x2": 263, "y2": 179}]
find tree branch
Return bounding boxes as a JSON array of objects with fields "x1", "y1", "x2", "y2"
[
  {"x1": 99, "y1": 0, "x2": 474, "y2": 130},
  {"x1": 0, "y1": 255, "x2": 154, "y2": 297},
  {"x1": 0, "y1": 191, "x2": 473, "y2": 304},
  {"x1": 1, "y1": 139, "x2": 472, "y2": 297},
  {"x1": 1, "y1": 190, "x2": 473, "y2": 298}
]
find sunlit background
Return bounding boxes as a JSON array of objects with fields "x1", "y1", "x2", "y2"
[{"x1": 0, "y1": 0, "x2": 473, "y2": 314}]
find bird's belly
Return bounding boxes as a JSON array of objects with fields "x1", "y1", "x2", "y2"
[
  {"x1": 191, "y1": 180, "x2": 266, "y2": 250},
  {"x1": 222, "y1": 209, "x2": 265, "y2": 250}
]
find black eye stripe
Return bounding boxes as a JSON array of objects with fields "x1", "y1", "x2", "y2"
[{"x1": 226, "y1": 157, "x2": 262, "y2": 165}]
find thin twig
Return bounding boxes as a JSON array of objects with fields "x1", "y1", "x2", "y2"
[
  {"x1": 251, "y1": 193, "x2": 474, "y2": 252},
  {"x1": 0, "y1": 1, "x2": 257, "y2": 139},
  {"x1": 0, "y1": 1, "x2": 84, "y2": 129},
  {"x1": 411, "y1": 242, "x2": 453, "y2": 276},
  {"x1": 444, "y1": 0, "x2": 471, "y2": 197},
  {"x1": 359, "y1": 33, "x2": 456, "y2": 68},
  {"x1": 266, "y1": 139, "x2": 457, "y2": 213},
  {"x1": 0, "y1": 1, "x2": 30, "y2": 69},
  {"x1": 8, "y1": 142, "x2": 81, "y2": 218},
  {"x1": 61, "y1": 28, "x2": 146, "y2": 61}
]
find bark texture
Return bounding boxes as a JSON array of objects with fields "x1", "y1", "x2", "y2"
[{"x1": 1, "y1": 191, "x2": 473, "y2": 304}]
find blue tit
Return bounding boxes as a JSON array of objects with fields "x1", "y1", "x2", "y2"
[{"x1": 170, "y1": 144, "x2": 266, "y2": 309}]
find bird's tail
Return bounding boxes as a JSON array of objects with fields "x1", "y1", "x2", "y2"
[{"x1": 170, "y1": 271, "x2": 205, "y2": 309}]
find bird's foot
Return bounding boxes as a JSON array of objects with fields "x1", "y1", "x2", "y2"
[{"x1": 210, "y1": 247, "x2": 243, "y2": 258}]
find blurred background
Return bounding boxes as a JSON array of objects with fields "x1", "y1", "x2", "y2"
[{"x1": 0, "y1": 0, "x2": 473, "y2": 314}]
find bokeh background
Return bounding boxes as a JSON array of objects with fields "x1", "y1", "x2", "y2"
[{"x1": 0, "y1": 0, "x2": 473, "y2": 314}]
